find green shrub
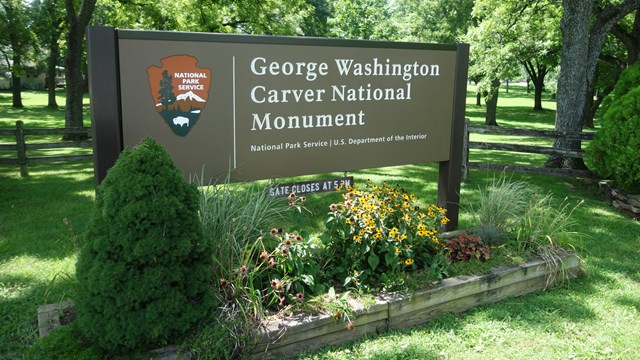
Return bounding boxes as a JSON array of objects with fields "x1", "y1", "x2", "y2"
[
  {"x1": 322, "y1": 180, "x2": 449, "y2": 290},
  {"x1": 75, "y1": 138, "x2": 214, "y2": 353},
  {"x1": 609, "y1": 62, "x2": 640, "y2": 102},
  {"x1": 586, "y1": 86, "x2": 640, "y2": 193}
]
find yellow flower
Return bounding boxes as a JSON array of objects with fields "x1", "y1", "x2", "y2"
[
  {"x1": 353, "y1": 235, "x2": 362, "y2": 243},
  {"x1": 441, "y1": 216, "x2": 450, "y2": 224},
  {"x1": 396, "y1": 234, "x2": 407, "y2": 242},
  {"x1": 389, "y1": 227, "x2": 399, "y2": 237},
  {"x1": 395, "y1": 247, "x2": 401, "y2": 254},
  {"x1": 405, "y1": 258, "x2": 414, "y2": 266}
]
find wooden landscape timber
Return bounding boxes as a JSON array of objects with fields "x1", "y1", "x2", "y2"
[{"x1": 252, "y1": 253, "x2": 582, "y2": 359}]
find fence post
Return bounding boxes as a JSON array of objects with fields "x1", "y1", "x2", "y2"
[
  {"x1": 462, "y1": 118, "x2": 469, "y2": 181},
  {"x1": 16, "y1": 120, "x2": 28, "y2": 177}
]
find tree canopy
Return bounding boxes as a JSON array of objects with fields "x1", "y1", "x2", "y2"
[{"x1": 4, "y1": 0, "x2": 640, "y2": 172}]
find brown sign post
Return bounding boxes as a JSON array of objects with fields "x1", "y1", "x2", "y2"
[{"x1": 87, "y1": 26, "x2": 468, "y2": 230}]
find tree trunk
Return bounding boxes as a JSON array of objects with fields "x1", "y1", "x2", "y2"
[
  {"x1": 548, "y1": 0, "x2": 640, "y2": 169},
  {"x1": 533, "y1": 83, "x2": 544, "y2": 111},
  {"x1": 63, "y1": 0, "x2": 96, "y2": 140},
  {"x1": 476, "y1": 91, "x2": 482, "y2": 106},
  {"x1": 11, "y1": 74, "x2": 23, "y2": 108},
  {"x1": 11, "y1": 53, "x2": 23, "y2": 108},
  {"x1": 546, "y1": 0, "x2": 592, "y2": 170},
  {"x1": 485, "y1": 79, "x2": 500, "y2": 126},
  {"x1": 522, "y1": 60, "x2": 551, "y2": 111},
  {"x1": 526, "y1": 78, "x2": 531, "y2": 93},
  {"x1": 47, "y1": 36, "x2": 59, "y2": 109}
]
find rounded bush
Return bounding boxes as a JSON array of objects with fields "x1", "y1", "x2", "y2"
[
  {"x1": 75, "y1": 138, "x2": 213, "y2": 353},
  {"x1": 586, "y1": 86, "x2": 640, "y2": 194},
  {"x1": 611, "y1": 62, "x2": 640, "y2": 100}
]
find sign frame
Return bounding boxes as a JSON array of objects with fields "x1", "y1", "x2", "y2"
[{"x1": 86, "y1": 26, "x2": 468, "y2": 230}]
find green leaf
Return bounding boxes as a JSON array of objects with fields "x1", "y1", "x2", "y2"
[
  {"x1": 384, "y1": 251, "x2": 396, "y2": 266},
  {"x1": 300, "y1": 274, "x2": 314, "y2": 286},
  {"x1": 368, "y1": 252, "x2": 380, "y2": 271}
]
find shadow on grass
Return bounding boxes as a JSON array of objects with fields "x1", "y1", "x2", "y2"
[
  {"x1": 616, "y1": 295, "x2": 640, "y2": 313},
  {"x1": 466, "y1": 106, "x2": 556, "y2": 129},
  {"x1": 0, "y1": 107, "x2": 68, "y2": 128},
  {"x1": 0, "y1": 162, "x2": 95, "y2": 261},
  {"x1": 0, "y1": 270, "x2": 79, "y2": 360}
]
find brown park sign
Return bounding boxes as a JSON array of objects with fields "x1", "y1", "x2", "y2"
[{"x1": 87, "y1": 27, "x2": 468, "y2": 229}]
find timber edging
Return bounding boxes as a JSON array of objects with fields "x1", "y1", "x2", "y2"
[{"x1": 252, "y1": 253, "x2": 582, "y2": 359}]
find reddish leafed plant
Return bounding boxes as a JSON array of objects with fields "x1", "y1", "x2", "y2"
[{"x1": 445, "y1": 232, "x2": 491, "y2": 262}]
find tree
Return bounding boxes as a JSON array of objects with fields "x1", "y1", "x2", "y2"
[
  {"x1": 180, "y1": 0, "x2": 310, "y2": 35},
  {"x1": 302, "y1": 0, "x2": 332, "y2": 37},
  {"x1": 158, "y1": 70, "x2": 175, "y2": 108},
  {"x1": 394, "y1": 0, "x2": 474, "y2": 43},
  {"x1": 466, "y1": 0, "x2": 561, "y2": 124},
  {"x1": 582, "y1": 8, "x2": 640, "y2": 128},
  {"x1": 0, "y1": 0, "x2": 35, "y2": 108},
  {"x1": 546, "y1": 0, "x2": 640, "y2": 170},
  {"x1": 33, "y1": 0, "x2": 66, "y2": 109},
  {"x1": 63, "y1": 0, "x2": 96, "y2": 139},
  {"x1": 514, "y1": 2, "x2": 562, "y2": 111},
  {"x1": 328, "y1": 0, "x2": 398, "y2": 40},
  {"x1": 464, "y1": 1, "x2": 522, "y2": 125}
]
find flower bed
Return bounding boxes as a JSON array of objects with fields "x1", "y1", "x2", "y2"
[{"x1": 252, "y1": 253, "x2": 582, "y2": 359}]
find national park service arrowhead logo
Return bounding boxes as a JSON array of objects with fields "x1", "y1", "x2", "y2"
[{"x1": 147, "y1": 55, "x2": 211, "y2": 136}]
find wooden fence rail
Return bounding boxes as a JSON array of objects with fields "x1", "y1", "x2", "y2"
[
  {"x1": 463, "y1": 119, "x2": 595, "y2": 179},
  {"x1": 0, "y1": 120, "x2": 92, "y2": 176}
]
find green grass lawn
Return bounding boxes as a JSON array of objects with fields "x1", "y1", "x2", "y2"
[{"x1": 1, "y1": 88, "x2": 639, "y2": 359}]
